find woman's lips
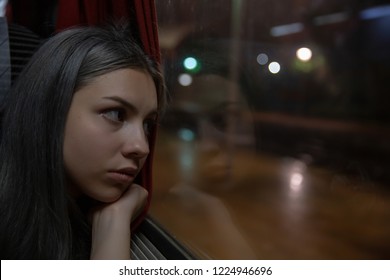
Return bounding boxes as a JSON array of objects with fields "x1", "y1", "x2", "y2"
[{"x1": 106, "y1": 171, "x2": 135, "y2": 186}]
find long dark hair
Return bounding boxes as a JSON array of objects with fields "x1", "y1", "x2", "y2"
[{"x1": 0, "y1": 23, "x2": 165, "y2": 259}]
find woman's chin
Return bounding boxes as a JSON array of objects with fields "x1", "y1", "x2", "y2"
[{"x1": 92, "y1": 188, "x2": 124, "y2": 203}]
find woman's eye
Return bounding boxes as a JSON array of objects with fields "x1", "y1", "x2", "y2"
[
  {"x1": 143, "y1": 119, "x2": 156, "y2": 136},
  {"x1": 101, "y1": 109, "x2": 125, "y2": 123}
]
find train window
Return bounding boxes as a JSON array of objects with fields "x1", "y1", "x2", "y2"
[
  {"x1": 3, "y1": 0, "x2": 389, "y2": 260},
  {"x1": 150, "y1": 0, "x2": 390, "y2": 259}
]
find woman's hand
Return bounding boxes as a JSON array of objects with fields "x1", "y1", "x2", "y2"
[{"x1": 90, "y1": 184, "x2": 148, "y2": 259}]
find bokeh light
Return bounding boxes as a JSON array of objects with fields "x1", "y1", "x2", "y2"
[
  {"x1": 178, "y1": 73, "x2": 193, "y2": 86},
  {"x1": 269, "y1": 62, "x2": 281, "y2": 74},
  {"x1": 296, "y1": 47, "x2": 313, "y2": 62}
]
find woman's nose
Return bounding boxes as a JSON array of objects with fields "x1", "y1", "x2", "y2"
[{"x1": 121, "y1": 123, "x2": 150, "y2": 159}]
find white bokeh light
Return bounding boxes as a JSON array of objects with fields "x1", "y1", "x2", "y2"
[
  {"x1": 256, "y1": 53, "x2": 269, "y2": 65},
  {"x1": 290, "y1": 172, "x2": 303, "y2": 192},
  {"x1": 268, "y1": 62, "x2": 281, "y2": 74},
  {"x1": 296, "y1": 47, "x2": 313, "y2": 61},
  {"x1": 178, "y1": 73, "x2": 193, "y2": 86}
]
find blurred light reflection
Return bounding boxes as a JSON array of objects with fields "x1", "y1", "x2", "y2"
[
  {"x1": 290, "y1": 172, "x2": 303, "y2": 192},
  {"x1": 270, "y1": 22, "x2": 303, "y2": 37},
  {"x1": 256, "y1": 53, "x2": 269, "y2": 65},
  {"x1": 296, "y1": 47, "x2": 312, "y2": 62},
  {"x1": 284, "y1": 159, "x2": 307, "y2": 196},
  {"x1": 178, "y1": 128, "x2": 195, "y2": 142},
  {"x1": 178, "y1": 73, "x2": 193, "y2": 86},
  {"x1": 360, "y1": 5, "x2": 390, "y2": 20},
  {"x1": 183, "y1": 57, "x2": 198, "y2": 70},
  {"x1": 314, "y1": 12, "x2": 349, "y2": 25},
  {"x1": 269, "y1": 62, "x2": 281, "y2": 74}
]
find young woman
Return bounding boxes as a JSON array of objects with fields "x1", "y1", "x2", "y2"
[{"x1": 0, "y1": 23, "x2": 166, "y2": 259}]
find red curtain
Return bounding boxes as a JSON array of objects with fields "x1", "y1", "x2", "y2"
[
  {"x1": 56, "y1": 0, "x2": 161, "y2": 228},
  {"x1": 56, "y1": 0, "x2": 130, "y2": 31},
  {"x1": 132, "y1": 0, "x2": 160, "y2": 62},
  {"x1": 56, "y1": 0, "x2": 160, "y2": 62}
]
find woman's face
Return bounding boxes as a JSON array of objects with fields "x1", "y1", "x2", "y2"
[{"x1": 63, "y1": 68, "x2": 157, "y2": 203}]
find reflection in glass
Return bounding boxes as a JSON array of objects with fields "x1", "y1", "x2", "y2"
[{"x1": 152, "y1": 0, "x2": 390, "y2": 259}]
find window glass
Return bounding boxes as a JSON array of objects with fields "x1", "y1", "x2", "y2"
[{"x1": 151, "y1": 0, "x2": 390, "y2": 259}]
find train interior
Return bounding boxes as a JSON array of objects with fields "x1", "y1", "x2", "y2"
[{"x1": 1, "y1": 0, "x2": 389, "y2": 259}]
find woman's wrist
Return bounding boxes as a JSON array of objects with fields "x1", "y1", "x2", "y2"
[
  {"x1": 90, "y1": 209, "x2": 132, "y2": 259},
  {"x1": 89, "y1": 184, "x2": 148, "y2": 259}
]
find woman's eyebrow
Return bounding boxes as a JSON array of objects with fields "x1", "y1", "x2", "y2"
[
  {"x1": 103, "y1": 96, "x2": 137, "y2": 112},
  {"x1": 102, "y1": 96, "x2": 157, "y2": 115}
]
